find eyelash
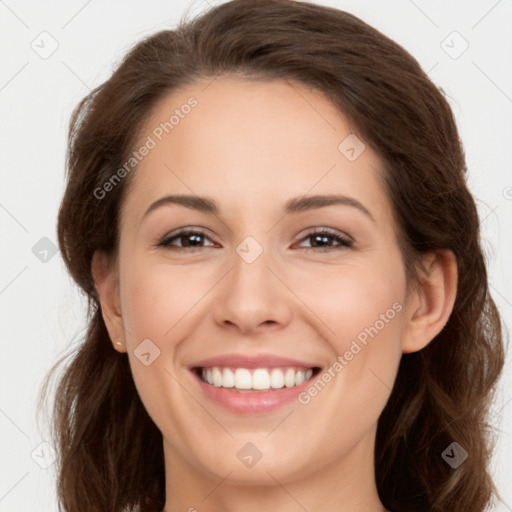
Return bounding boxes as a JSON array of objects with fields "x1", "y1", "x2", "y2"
[{"x1": 156, "y1": 228, "x2": 353, "y2": 252}]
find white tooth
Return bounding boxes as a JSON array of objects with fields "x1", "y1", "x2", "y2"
[
  {"x1": 284, "y1": 368, "x2": 295, "y2": 388},
  {"x1": 212, "y1": 367, "x2": 223, "y2": 387},
  {"x1": 222, "y1": 368, "x2": 235, "y2": 388},
  {"x1": 270, "y1": 368, "x2": 285, "y2": 389},
  {"x1": 252, "y1": 368, "x2": 271, "y2": 390},
  {"x1": 295, "y1": 370, "x2": 305, "y2": 386},
  {"x1": 204, "y1": 366, "x2": 314, "y2": 389},
  {"x1": 234, "y1": 368, "x2": 252, "y2": 389}
]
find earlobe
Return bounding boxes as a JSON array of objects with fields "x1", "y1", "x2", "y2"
[
  {"x1": 401, "y1": 249, "x2": 458, "y2": 354},
  {"x1": 91, "y1": 250, "x2": 127, "y2": 353}
]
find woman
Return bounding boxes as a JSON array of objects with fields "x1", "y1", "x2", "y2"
[{"x1": 44, "y1": 0, "x2": 505, "y2": 510}]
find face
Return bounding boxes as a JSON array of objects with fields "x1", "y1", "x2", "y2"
[{"x1": 104, "y1": 76, "x2": 413, "y2": 486}]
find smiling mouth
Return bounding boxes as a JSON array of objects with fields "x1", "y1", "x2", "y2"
[{"x1": 193, "y1": 366, "x2": 321, "y2": 392}]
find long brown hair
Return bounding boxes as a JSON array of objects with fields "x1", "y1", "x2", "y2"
[{"x1": 41, "y1": 1, "x2": 506, "y2": 510}]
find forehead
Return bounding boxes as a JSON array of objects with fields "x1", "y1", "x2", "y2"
[{"x1": 121, "y1": 76, "x2": 393, "y2": 229}]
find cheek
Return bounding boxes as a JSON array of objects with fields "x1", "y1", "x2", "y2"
[
  {"x1": 292, "y1": 255, "x2": 406, "y2": 419},
  {"x1": 117, "y1": 258, "x2": 211, "y2": 438},
  {"x1": 120, "y1": 259, "x2": 207, "y2": 341},
  {"x1": 295, "y1": 256, "x2": 406, "y2": 349}
]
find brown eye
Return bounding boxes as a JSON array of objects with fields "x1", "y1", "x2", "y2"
[
  {"x1": 158, "y1": 229, "x2": 216, "y2": 250},
  {"x1": 296, "y1": 229, "x2": 353, "y2": 251}
]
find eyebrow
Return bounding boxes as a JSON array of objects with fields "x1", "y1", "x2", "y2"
[{"x1": 142, "y1": 194, "x2": 376, "y2": 223}]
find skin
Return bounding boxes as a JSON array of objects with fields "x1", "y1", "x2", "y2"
[{"x1": 92, "y1": 76, "x2": 457, "y2": 512}]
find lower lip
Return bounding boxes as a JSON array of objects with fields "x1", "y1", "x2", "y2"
[{"x1": 191, "y1": 370, "x2": 315, "y2": 414}]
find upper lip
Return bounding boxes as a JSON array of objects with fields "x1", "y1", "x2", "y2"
[{"x1": 190, "y1": 353, "x2": 320, "y2": 370}]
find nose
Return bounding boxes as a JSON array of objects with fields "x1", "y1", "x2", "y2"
[{"x1": 212, "y1": 245, "x2": 293, "y2": 335}]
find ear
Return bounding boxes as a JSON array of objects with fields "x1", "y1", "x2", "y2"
[
  {"x1": 401, "y1": 249, "x2": 458, "y2": 354},
  {"x1": 91, "y1": 250, "x2": 127, "y2": 353}
]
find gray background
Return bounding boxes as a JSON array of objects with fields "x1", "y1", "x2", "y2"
[{"x1": 1, "y1": 0, "x2": 511, "y2": 510}]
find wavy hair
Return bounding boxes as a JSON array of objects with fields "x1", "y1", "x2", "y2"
[{"x1": 41, "y1": 1, "x2": 506, "y2": 511}]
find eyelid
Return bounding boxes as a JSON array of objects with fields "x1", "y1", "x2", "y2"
[
  {"x1": 157, "y1": 227, "x2": 217, "y2": 248},
  {"x1": 294, "y1": 227, "x2": 352, "y2": 243},
  {"x1": 156, "y1": 226, "x2": 353, "y2": 251},
  {"x1": 293, "y1": 227, "x2": 353, "y2": 250}
]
